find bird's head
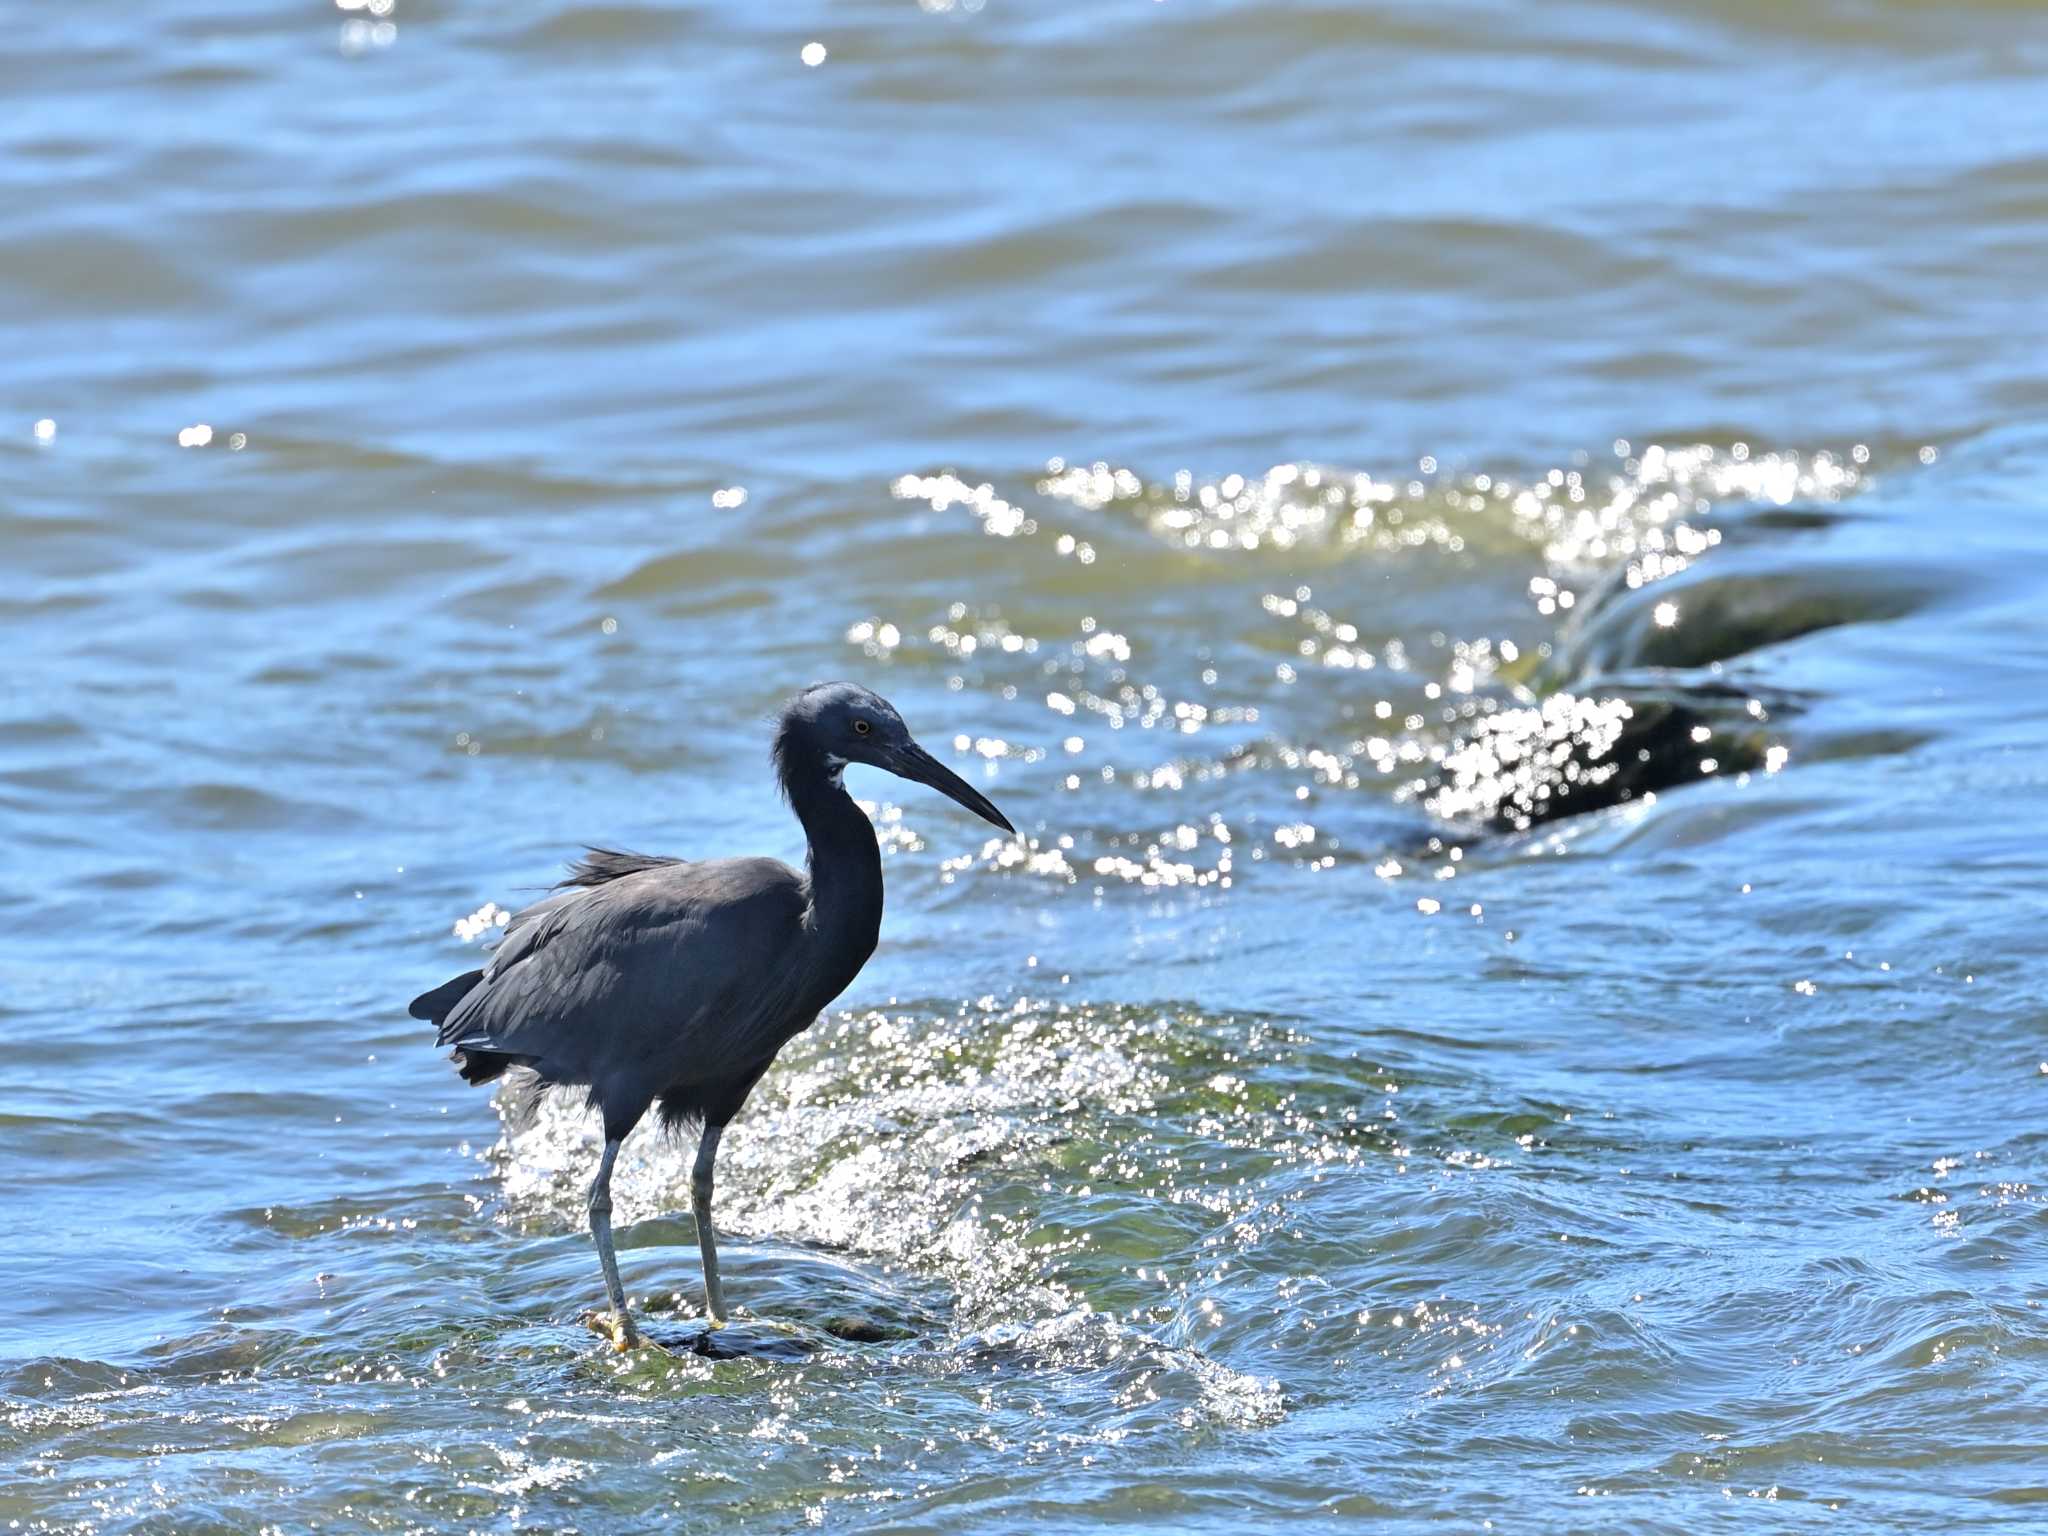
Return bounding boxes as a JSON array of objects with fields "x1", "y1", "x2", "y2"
[{"x1": 779, "y1": 682, "x2": 1016, "y2": 834}]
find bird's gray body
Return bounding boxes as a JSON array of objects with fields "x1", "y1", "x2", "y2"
[
  {"x1": 410, "y1": 683, "x2": 1013, "y2": 1345},
  {"x1": 430, "y1": 847, "x2": 877, "y2": 1135}
]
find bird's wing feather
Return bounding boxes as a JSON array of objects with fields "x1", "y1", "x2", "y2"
[{"x1": 435, "y1": 857, "x2": 811, "y2": 1085}]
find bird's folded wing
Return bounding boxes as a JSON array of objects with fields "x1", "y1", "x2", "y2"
[{"x1": 433, "y1": 859, "x2": 809, "y2": 1069}]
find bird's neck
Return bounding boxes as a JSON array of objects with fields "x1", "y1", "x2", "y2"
[{"x1": 784, "y1": 757, "x2": 884, "y2": 954}]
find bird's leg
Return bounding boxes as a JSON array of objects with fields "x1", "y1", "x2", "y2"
[
  {"x1": 692, "y1": 1123, "x2": 728, "y2": 1326},
  {"x1": 587, "y1": 1136, "x2": 640, "y2": 1351}
]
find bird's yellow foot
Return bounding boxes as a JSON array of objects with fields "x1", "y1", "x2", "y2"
[{"x1": 581, "y1": 1310, "x2": 647, "y2": 1353}]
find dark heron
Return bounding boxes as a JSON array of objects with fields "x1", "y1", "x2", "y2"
[{"x1": 410, "y1": 682, "x2": 1014, "y2": 1349}]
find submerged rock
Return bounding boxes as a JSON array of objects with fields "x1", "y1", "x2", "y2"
[
  {"x1": 654, "y1": 1319, "x2": 823, "y2": 1361},
  {"x1": 1414, "y1": 546, "x2": 1952, "y2": 833},
  {"x1": 1416, "y1": 679, "x2": 1790, "y2": 833},
  {"x1": 1556, "y1": 555, "x2": 1954, "y2": 681},
  {"x1": 817, "y1": 1312, "x2": 918, "y2": 1344}
]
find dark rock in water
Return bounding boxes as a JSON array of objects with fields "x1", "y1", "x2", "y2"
[
  {"x1": 1725, "y1": 505, "x2": 1844, "y2": 537},
  {"x1": 1556, "y1": 556, "x2": 1954, "y2": 681},
  {"x1": 1417, "y1": 543, "x2": 1960, "y2": 834},
  {"x1": 653, "y1": 1320, "x2": 824, "y2": 1361},
  {"x1": 1415, "y1": 679, "x2": 1794, "y2": 833},
  {"x1": 818, "y1": 1312, "x2": 917, "y2": 1344},
  {"x1": 635, "y1": 1311, "x2": 915, "y2": 1357}
]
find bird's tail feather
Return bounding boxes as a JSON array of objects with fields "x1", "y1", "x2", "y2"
[
  {"x1": 413, "y1": 968, "x2": 537, "y2": 1097},
  {"x1": 451, "y1": 1046, "x2": 528, "y2": 1087},
  {"x1": 409, "y1": 968, "x2": 485, "y2": 1025}
]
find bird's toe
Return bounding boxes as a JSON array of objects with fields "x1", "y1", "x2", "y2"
[{"x1": 581, "y1": 1309, "x2": 647, "y2": 1353}]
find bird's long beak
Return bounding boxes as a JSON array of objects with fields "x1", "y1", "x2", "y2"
[{"x1": 888, "y1": 741, "x2": 1016, "y2": 834}]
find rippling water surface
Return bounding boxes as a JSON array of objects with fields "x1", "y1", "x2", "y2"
[{"x1": 5, "y1": 2, "x2": 2048, "y2": 1530}]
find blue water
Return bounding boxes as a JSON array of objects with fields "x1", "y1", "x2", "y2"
[{"x1": 4, "y1": 2, "x2": 2048, "y2": 1530}]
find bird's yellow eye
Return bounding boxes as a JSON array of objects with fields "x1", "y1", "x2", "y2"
[{"x1": 854, "y1": 719, "x2": 871, "y2": 735}]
